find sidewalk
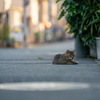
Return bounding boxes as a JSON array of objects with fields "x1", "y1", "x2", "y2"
[
  {"x1": 0, "y1": 57, "x2": 99, "y2": 83},
  {"x1": 0, "y1": 40, "x2": 99, "y2": 83},
  {"x1": 0, "y1": 40, "x2": 100, "y2": 100}
]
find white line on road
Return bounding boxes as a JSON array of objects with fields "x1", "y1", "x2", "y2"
[{"x1": 0, "y1": 82, "x2": 90, "y2": 91}]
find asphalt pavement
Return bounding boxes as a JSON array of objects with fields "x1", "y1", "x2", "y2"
[{"x1": 0, "y1": 40, "x2": 100, "y2": 100}]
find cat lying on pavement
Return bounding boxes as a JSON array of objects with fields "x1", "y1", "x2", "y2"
[{"x1": 52, "y1": 50, "x2": 78, "y2": 64}]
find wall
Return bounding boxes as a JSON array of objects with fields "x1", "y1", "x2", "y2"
[
  {"x1": 0, "y1": 0, "x2": 3, "y2": 13},
  {"x1": 11, "y1": 0, "x2": 23, "y2": 7}
]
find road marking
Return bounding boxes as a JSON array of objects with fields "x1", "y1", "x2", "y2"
[{"x1": 0, "y1": 82, "x2": 90, "y2": 91}]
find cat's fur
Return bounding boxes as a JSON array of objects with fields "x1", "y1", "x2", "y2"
[
  {"x1": 52, "y1": 50, "x2": 78, "y2": 64},
  {"x1": 64, "y1": 50, "x2": 75, "y2": 60}
]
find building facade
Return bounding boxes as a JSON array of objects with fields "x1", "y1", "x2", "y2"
[{"x1": 0, "y1": 0, "x2": 65, "y2": 44}]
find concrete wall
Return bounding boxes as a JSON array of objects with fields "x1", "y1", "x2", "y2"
[
  {"x1": 12, "y1": 0, "x2": 23, "y2": 7},
  {"x1": 0, "y1": 0, "x2": 12, "y2": 13},
  {"x1": 0, "y1": 0, "x2": 3, "y2": 13}
]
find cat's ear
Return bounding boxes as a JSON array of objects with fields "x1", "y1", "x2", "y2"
[
  {"x1": 73, "y1": 49, "x2": 75, "y2": 52},
  {"x1": 67, "y1": 50, "x2": 69, "y2": 53}
]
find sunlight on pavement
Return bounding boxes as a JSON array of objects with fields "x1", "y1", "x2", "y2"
[{"x1": 0, "y1": 82, "x2": 90, "y2": 91}]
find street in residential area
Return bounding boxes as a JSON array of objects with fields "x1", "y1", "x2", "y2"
[{"x1": 0, "y1": 40, "x2": 100, "y2": 100}]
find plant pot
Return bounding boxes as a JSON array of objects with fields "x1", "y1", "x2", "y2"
[
  {"x1": 90, "y1": 45, "x2": 97, "y2": 58},
  {"x1": 75, "y1": 38, "x2": 89, "y2": 58},
  {"x1": 96, "y1": 37, "x2": 100, "y2": 59}
]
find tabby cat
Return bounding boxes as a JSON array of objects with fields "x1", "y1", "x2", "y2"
[{"x1": 52, "y1": 50, "x2": 78, "y2": 64}]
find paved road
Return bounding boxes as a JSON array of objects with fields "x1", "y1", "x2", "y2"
[{"x1": 0, "y1": 40, "x2": 100, "y2": 100}]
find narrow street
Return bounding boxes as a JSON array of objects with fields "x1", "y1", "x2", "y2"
[{"x1": 0, "y1": 40, "x2": 100, "y2": 100}]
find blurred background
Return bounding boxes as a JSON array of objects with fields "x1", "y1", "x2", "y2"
[{"x1": 0, "y1": 0, "x2": 73, "y2": 48}]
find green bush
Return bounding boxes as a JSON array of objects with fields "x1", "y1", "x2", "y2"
[
  {"x1": 56, "y1": 0, "x2": 100, "y2": 46},
  {"x1": 0, "y1": 24, "x2": 15, "y2": 47},
  {"x1": 0, "y1": 24, "x2": 9, "y2": 40}
]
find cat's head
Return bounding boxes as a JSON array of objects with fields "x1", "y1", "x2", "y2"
[{"x1": 65, "y1": 49, "x2": 75, "y2": 59}]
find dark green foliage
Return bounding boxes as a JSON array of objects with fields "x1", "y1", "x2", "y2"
[
  {"x1": 57, "y1": 0, "x2": 100, "y2": 46},
  {"x1": 56, "y1": 0, "x2": 60, "y2": 3},
  {"x1": 0, "y1": 24, "x2": 15, "y2": 47},
  {"x1": 0, "y1": 24, "x2": 9, "y2": 40}
]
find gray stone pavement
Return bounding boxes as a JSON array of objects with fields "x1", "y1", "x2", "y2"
[{"x1": 0, "y1": 40, "x2": 100, "y2": 100}]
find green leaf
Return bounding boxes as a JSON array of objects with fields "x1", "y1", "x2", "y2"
[
  {"x1": 98, "y1": 26, "x2": 100, "y2": 33},
  {"x1": 84, "y1": 0, "x2": 89, "y2": 5},
  {"x1": 65, "y1": 27, "x2": 69, "y2": 32},
  {"x1": 81, "y1": 16, "x2": 88, "y2": 30},
  {"x1": 68, "y1": 0, "x2": 73, "y2": 3},
  {"x1": 95, "y1": 12, "x2": 99, "y2": 19},
  {"x1": 38, "y1": 57, "x2": 44, "y2": 60},
  {"x1": 87, "y1": 19, "x2": 99, "y2": 27},
  {"x1": 56, "y1": 0, "x2": 60, "y2": 3},
  {"x1": 81, "y1": 12, "x2": 83, "y2": 15},
  {"x1": 97, "y1": 23, "x2": 100, "y2": 27},
  {"x1": 66, "y1": 5, "x2": 70, "y2": 9},
  {"x1": 61, "y1": 0, "x2": 68, "y2": 9},
  {"x1": 58, "y1": 10, "x2": 65, "y2": 20},
  {"x1": 97, "y1": 10, "x2": 100, "y2": 13}
]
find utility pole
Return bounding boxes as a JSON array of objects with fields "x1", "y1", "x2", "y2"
[
  {"x1": 2, "y1": 0, "x2": 5, "y2": 24},
  {"x1": 23, "y1": 0, "x2": 30, "y2": 47},
  {"x1": 23, "y1": 0, "x2": 30, "y2": 35}
]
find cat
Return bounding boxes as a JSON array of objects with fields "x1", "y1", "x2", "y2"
[
  {"x1": 52, "y1": 50, "x2": 78, "y2": 64},
  {"x1": 64, "y1": 50, "x2": 75, "y2": 60}
]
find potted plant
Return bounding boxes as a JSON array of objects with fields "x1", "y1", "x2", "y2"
[
  {"x1": 80, "y1": 0, "x2": 100, "y2": 59},
  {"x1": 56, "y1": 0, "x2": 100, "y2": 58}
]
